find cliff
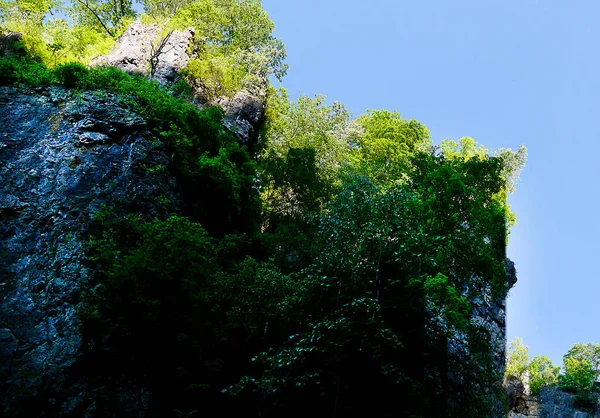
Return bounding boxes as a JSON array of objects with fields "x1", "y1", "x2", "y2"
[
  {"x1": 0, "y1": 22, "x2": 520, "y2": 417},
  {"x1": 0, "y1": 85, "x2": 178, "y2": 416}
]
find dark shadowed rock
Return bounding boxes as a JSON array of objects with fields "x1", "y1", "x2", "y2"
[
  {"x1": 0, "y1": 85, "x2": 180, "y2": 416},
  {"x1": 0, "y1": 31, "x2": 24, "y2": 57},
  {"x1": 505, "y1": 376, "x2": 526, "y2": 411}
]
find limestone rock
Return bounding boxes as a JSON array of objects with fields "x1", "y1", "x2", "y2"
[
  {"x1": 91, "y1": 22, "x2": 194, "y2": 87},
  {"x1": 214, "y1": 89, "x2": 266, "y2": 143},
  {"x1": 538, "y1": 386, "x2": 600, "y2": 418},
  {"x1": 92, "y1": 21, "x2": 266, "y2": 143},
  {"x1": 505, "y1": 376, "x2": 526, "y2": 412},
  {"x1": 0, "y1": 85, "x2": 179, "y2": 416},
  {"x1": 92, "y1": 22, "x2": 161, "y2": 76}
]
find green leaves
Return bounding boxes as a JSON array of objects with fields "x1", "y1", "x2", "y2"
[
  {"x1": 529, "y1": 356, "x2": 559, "y2": 396},
  {"x1": 353, "y1": 109, "x2": 431, "y2": 184},
  {"x1": 505, "y1": 337, "x2": 530, "y2": 381},
  {"x1": 559, "y1": 342, "x2": 600, "y2": 402},
  {"x1": 560, "y1": 356, "x2": 596, "y2": 393}
]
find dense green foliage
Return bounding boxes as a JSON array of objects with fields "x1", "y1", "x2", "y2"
[
  {"x1": 529, "y1": 356, "x2": 559, "y2": 396},
  {"x1": 1, "y1": 1, "x2": 529, "y2": 416},
  {"x1": 0, "y1": 0, "x2": 286, "y2": 100}
]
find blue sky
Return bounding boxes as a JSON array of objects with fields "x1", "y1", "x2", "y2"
[{"x1": 262, "y1": 0, "x2": 600, "y2": 366}]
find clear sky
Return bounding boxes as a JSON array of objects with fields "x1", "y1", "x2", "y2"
[{"x1": 262, "y1": 0, "x2": 600, "y2": 366}]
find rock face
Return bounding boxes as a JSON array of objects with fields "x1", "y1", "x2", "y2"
[
  {"x1": 91, "y1": 22, "x2": 194, "y2": 87},
  {"x1": 93, "y1": 21, "x2": 266, "y2": 143},
  {"x1": 507, "y1": 386, "x2": 600, "y2": 418},
  {"x1": 538, "y1": 386, "x2": 600, "y2": 418},
  {"x1": 505, "y1": 376, "x2": 531, "y2": 415},
  {"x1": 0, "y1": 85, "x2": 179, "y2": 416},
  {"x1": 445, "y1": 259, "x2": 517, "y2": 417},
  {"x1": 215, "y1": 89, "x2": 267, "y2": 144}
]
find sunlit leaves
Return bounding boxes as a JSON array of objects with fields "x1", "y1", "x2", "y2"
[
  {"x1": 505, "y1": 337, "x2": 530, "y2": 381},
  {"x1": 529, "y1": 356, "x2": 559, "y2": 396}
]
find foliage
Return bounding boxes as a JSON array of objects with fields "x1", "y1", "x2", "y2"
[
  {"x1": 505, "y1": 337, "x2": 529, "y2": 381},
  {"x1": 558, "y1": 342, "x2": 600, "y2": 411},
  {"x1": 0, "y1": 0, "x2": 287, "y2": 92},
  {"x1": 560, "y1": 356, "x2": 596, "y2": 393},
  {"x1": 0, "y1": 56, "x2": 259, "y2": 232},
  {"x1": 68, "y1": 0, "x2": 135, "y2": 37},
  {"x1": 353, "y1": 109, "x2": 431, "y2": 184},
  {"x1": 1, "y1": 0, "x2": 118, "y2": 64},
  {"x1": 259, "y1": 91, "x2": 358, "y2": 224},
  {"x1": 164, "y1": 0, "x2": 287, "y2": 99},
  {"x1": 232, "y1": 155, "x2": 509, "y2": 416},
  {"x1": 183, "y1": 54, "x2": 245, "y2": 99},
  {"x1": 559, "y1": 343, "x2": 600, "y2": 397},
  {"x1": 564, "y1": 343, "x2": 600, "y2": 381},
  {"x1": 574, "y1": 390, "x2": 599, "y2": 413},
  {"x1": 529, "y1": 356, "x2": 559, "y2": 396},
  {"x1": 440, "y1": 137, "x2": 526, "y2": 229},
  {"x1": 0, "y1": 23, "x2": 528, "y2": 416}
]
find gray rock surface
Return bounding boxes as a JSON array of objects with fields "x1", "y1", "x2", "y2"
[
  {"x1": 92, "y1": 22, "x2": 160, "y2": 76},
  {"x1": 506, "y1": 385, "x2": 600, "y2": 418},
  {"x1": 91, "y1": 22, "x2": 194, "y2": 87},
  {"x1": 505, "y1": 376, "x2": 527, "y2": 412},
  {"x1": 0, "y1": 85, "x2": 179, "y2": 416},
  {"x1": 538, "y1": 386, "x2": 600, "y2": 418},
  {"x1": 215, "y1": 89, "x2": 266, "y2": 143},
  {"x1": 92, "y1": 21, "x2": 266, "y2": 143},
  {"x1": 445, "y1": 258, "x2": 517, "y2": 417}
]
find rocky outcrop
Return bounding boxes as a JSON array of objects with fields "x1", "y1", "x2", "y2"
[
  {"x1": 0, "y1": 32, "x2": 23, "y2": 57},
  {"x1": 445, "y1": 259, "x2": 517, "y2": 417},
  {"x1": 504, "y1": 376, "x2": 541, "y2": 417},
  {"x1": 91, "y1": 22, "x2": 194, "y2": 87},
  {"x1": 537, "y1": 386, "x2": 600, "y2": 418},
  {"x1": 506, "y1": 385, "x2": 600, "y2": 418},
  {"x1": 214, "y1": 89, "x2": 267, "y2": 144},
  {"x1": 93, "y1": 21, "x2": 266, "y2": 143},
  {"x1": 0, "y1": 85, "x2": 179, "y2": 416}
]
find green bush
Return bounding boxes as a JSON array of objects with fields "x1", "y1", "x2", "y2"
[
  {"x1": 53, "y1": 62, "x2": 90, "y2": 88},
  {"x1": 559, "y1": 357, "x2": 596, "y2": 393}
]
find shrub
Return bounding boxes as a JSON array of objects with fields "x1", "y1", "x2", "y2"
[{"x1": 53, "y1": 62, "x2": 90, "y2": 88}]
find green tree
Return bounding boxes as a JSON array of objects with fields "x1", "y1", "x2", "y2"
[
  {"x1": 260, "y1": 91, "x2": 358, "y2": 219},
  {"x1": 505, "y1": 338, "x2": 530, "y2": 381},
  {"x1": 529, "y1": 356, "x2": 559, "y2": 396},
  {"x1": 352, "y1": 109, "x2": 431, "y2": 184},
  {"x1": 564, "y1": 343, "x2": 600, "y2": 381},
  {"x1": 560, "y1": 356, "x2": 596, "y2": 393},
  {"x1": 172, "y1": 0, "x2": 287, "y2": 97}
]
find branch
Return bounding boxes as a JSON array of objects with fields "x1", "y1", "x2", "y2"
[{"x1": 73, "y1": 0, "x2": 114, "y2": 37}]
